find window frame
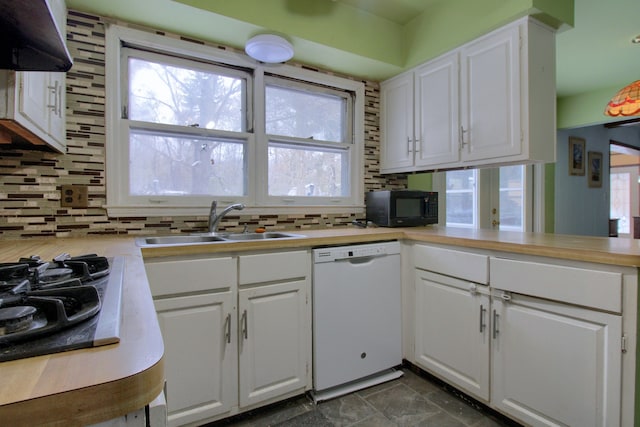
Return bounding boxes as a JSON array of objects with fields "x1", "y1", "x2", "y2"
[{"x1": 105, "y1": 25, "x2": 364, "y2": 217}]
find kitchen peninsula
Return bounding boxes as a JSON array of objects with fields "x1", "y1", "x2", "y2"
[
  {"x1": 0, "y1": 238, "x2": 164, "y2": 427},
  {"x1": 0, "y1": 227, "x2": 638, "y2": 426}
]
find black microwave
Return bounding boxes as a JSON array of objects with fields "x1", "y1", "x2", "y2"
[{"x1": 365, "y1": 190, "x2": 438, "y2": 227}]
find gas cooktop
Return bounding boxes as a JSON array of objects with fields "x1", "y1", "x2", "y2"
[{"x1": 0, "y1": 254, "x2": 124, "y2": 362}]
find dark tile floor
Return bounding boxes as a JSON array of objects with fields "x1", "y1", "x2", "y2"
[{"x1": 207, "y1": 367, "x2": 523, "y2": 427}]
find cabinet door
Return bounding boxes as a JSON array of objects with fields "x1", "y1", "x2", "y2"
[
  {"x1": 414, "y1": 270, "x2": 490, "y2": 401},
  {"x1": 238, "y1": 280, "x2": 309, "y2": 407},
  {"x1": 414, "y1": 52, "x2": 460, "y2": 168},
  {"x1": 16, "y1": 71, "x2": 66, "y2": 152},
  {"x1": 460, "y1": 23, "x2": 521, "y2": 162},
  {"x1": 155, "y1": 292, "x2": 236, "y2": 427},
  {"x1": 18, "y1": 72, "x2": 49, "y2": 135},
  {"x1": 380, "y1": 73, "x2": 414, "y2": 172},
  {"x1": 492, "y1": 293, "x2": 621, "y2": 427}
]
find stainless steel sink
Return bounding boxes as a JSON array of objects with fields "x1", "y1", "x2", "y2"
[
  {"x1": 136, "y1": 231, "x2": 305, "y2": 247},
  {"x1": 222, "y1": 232, "x2": 305, "y2": 241},
  {"x1": 139, "y1": 235, "x2": 227, "y2": 246}
]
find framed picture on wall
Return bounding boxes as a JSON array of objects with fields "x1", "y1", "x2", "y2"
[
  {"x1": 568, "y1": 136, "x2": 586, "y2": 176},
  {"x1": 588, "y1": 151, "x2": 603, "y2": 188}
]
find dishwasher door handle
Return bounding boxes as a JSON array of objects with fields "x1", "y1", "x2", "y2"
[{"x1": 336, "y1": 255, "x2": 385, "y2": 265}]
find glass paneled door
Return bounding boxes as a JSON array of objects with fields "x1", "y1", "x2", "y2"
[
  {"x1": 441, "y1": 165, "x2": 530, "y2": 232},
  {"x1": 488, "y1": 165, "x2": 528, "y2": 231}
]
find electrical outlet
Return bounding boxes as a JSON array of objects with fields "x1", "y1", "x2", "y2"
[{"x1": 61, "y1": 185, "x2": 89, "y2": 208}]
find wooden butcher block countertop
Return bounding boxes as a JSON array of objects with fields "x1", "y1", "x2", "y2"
[
  {"x1": 1, "y1": 226, "x2": 639, "y2": 425},
  {"x1": 140, "y1": 226, "x2": 640, "y2": 267}
]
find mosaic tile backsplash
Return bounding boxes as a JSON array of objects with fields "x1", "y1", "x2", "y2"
[{"x1": 0, "y1": 11, "x2": 407, "y2": 239}]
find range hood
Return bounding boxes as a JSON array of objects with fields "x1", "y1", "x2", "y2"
[{"x1": 0, "y1": 0, "x2": 72, "y2": 71}]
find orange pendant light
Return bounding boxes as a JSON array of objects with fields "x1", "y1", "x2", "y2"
[{"x1": 604, "y1": 80, "x2": 640, "y2": 116}]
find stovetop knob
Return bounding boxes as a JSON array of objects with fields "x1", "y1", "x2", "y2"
[{"x1": 53, "y1": 253, "x2": 71, "y2": 262}]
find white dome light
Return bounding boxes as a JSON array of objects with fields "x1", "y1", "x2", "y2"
[{"x1": 245, "y1": 34, "x2": 294, "y2": 63}]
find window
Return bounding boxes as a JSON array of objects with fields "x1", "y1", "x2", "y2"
[
  {"x1": 105, "y1": 25, "x2": 364, "y2": 216},
  {"x1": 445, "y1": 170, "x2": 477, "y2": 228},
  {"x1": 265, "y1": 76, "x2": 353, "y2": 200},
  {"x1": 497, "y1": 165, "x2": 525, "y2": 231},
  {"x1": 610, "y1": 171, "x2": 632, "y2": 235},
  {"x1": 124, "y1": 50, "x2": 250, "y2": 199},
  {"x1": 437, "y1": 165, "x2": 532, "y2": 231}
]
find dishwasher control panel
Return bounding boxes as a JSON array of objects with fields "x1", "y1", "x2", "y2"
[{"x1": 313, "y1": 241, "x2": 400, "y2": 263}]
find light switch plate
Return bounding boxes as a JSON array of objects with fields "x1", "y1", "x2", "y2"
[{"x1": 61, "y1": 185, "x2": 89, "y2": 208}]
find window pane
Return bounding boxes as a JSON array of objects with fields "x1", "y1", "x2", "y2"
[
  {"x1": 499, "y1": 165, "x2": 524, "y2": 230},
  {"x1": 130, "y1": 130, "x2": 245, "y2": 196},
  {"x1": 268, "y1": 143, "x2": 348, "y2": 197},
  {"x1": 265, "y1": 85, "x2": 346, "y2": 142},
  {"x1": 446, "y1": 170, "x2": 476, "y2": 227},
  {"x1": 128, "y1": 57, "x2": 245, "y2": 131},
  {"x1": 610, "y1": 172, "x2": 630, "y2": 234}
]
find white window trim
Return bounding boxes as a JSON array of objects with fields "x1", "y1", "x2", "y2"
[{"x1": 104, "y1": 24, "x2": 364, "y2": 217}]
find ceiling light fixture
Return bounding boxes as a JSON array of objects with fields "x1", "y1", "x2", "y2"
[
  {"x1": 245, "y1": 34, "x2": 294, "y2": 63},
  {"x1": 604, "y1": 80, "x2": 640, "y2": 117},
  {"x1": 632, "y1": 34, "x2": 640, "y2": 44}
]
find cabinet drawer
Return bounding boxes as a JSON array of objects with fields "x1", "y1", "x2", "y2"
[
  {"x1": 145, "y1": 256, "x2": 237, "y2": 297},
  {"x1": 490, "y1": 257, "x2": 622, "y2": 313},
  {"x1": 414, "y1": 245, "x2": 488, "y2": 284},
  {"x1": 239, "y1": 250, "x2": 309, "y2": 285}
]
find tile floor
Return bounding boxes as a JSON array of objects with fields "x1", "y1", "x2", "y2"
[{"x1": 206, "y1": 366, "x2": 523, "y2": 427}]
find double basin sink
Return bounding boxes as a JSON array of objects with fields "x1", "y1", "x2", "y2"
[{"x1": 136, "y1": 231, "x2": 306, "y2": 247}]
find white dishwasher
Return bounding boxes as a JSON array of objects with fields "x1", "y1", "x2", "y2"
[{"x1": 312, "y1": 241, "x2": 403, "y2": 402}]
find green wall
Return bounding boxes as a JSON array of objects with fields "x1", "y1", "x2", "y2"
[
  {"x1": 545, "y1": 163, "x2": 555, "y2": 233},
  {"x1": 557, "y1": 85, "x2": 630, "y2": 130},
  {"x1": 407, "y1": 173, "x2": 433, "y2": 191}
]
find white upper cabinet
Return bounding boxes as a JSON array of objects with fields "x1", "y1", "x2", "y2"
[
  {"x1": 380, "y1": 16, "x2": 556, "y2": 173},
  {"x1": 460, "y1": 23, "x2": 521, "y2": 163},
  {"x1": 0, "y1": 0, "x2": 68, "y2": 153},
  {"x1": 0, "y1": 70, "x2": 67, "y2": 153},
  {"x1": 415, "y1": 52, "x2": 460, "y2": 168},
  {"x1": 380, "y1": 73, "x2": 415, "y2": 171}
]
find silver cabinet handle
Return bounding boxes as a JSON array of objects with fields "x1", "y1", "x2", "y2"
[
  {"x1": 492, "y1": 309, "x2": 499, "y2": 339},
  {"x1": 224, "y1": 313, "x2": 231, "y2": 344},
  {"x1": 479, "y1": 304, "x2": 486, "y2": 333},
  {"x1": 407, "y1": 136, "x2": 413, "y2": 154},
  {"x1": 47, "y1": 80, "x2": 59, "y2": 112},
  {"x1": 459, "y1": 126, "x2": 469, "y2": 149},
  {"x1": 56, "y1": 81, "x2": 63, "y2": 117},
  {"x1": 241, "y1": 309, "x2": 248, "y2": 340}
]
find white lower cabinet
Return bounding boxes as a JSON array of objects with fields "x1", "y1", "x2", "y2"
[
  {"x1": 155, "y1": 291, "x2": 236, "y2": 426},
  {"x1": 412, "y1": 245, "x2": 626, "y2": 427},
  {"x1": 238, "y1": 280, "x2": 309, "y2": 407},
  {"x1": 145, "y1": 250, "x2": 311, "y2": 427},
  {"x1": 490, "y1": 257, "x2": 623, "y2": 427},
  {"x1": 414, "y1": 270, "x2": 490, "y2": 401},
  {"x1": 491, "y1": 292, "x2": 621, "y2": 427}
]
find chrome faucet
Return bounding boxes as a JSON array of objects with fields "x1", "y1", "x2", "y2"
[{"x1": 208, "y1": 201, "x2": 245, "y2": 233}]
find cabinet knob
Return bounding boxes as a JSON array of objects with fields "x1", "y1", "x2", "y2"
[{"x1": 469, "y1": 283, "x2": 477, "y2": 294}]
